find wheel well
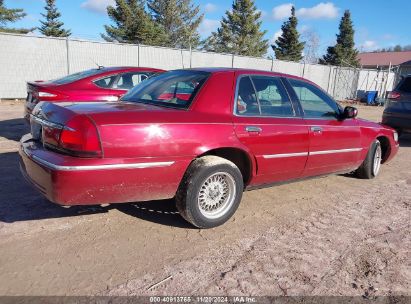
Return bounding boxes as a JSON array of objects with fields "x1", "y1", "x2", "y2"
[
  {"x1": 377, "y1": 136, "x2": 391, "y2": 163},
  {"x1": 199, "y1": 148, "x2": 252, "y2": 185}
]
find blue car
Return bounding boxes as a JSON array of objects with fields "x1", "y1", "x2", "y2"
[{"x1": 382, "y1": 75, "x2": 411, "y2": 136}]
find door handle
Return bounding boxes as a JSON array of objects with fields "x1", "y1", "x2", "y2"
[
  {"x1": 310, "y1": 126, "x2": 323, "y2": 133},
  {"x1": 245, "y1": 126, "x2": 262, "y2": 133}
]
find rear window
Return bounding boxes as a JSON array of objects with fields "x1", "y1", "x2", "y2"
[
  {"x1": 121, "y1": 70, "x2": 210, "y2": 109},
  {"x1": 51, "y1": 69, "x2": 105, "y2": 85},
  {"x1": 397, "y1": 76, "x2": 411, "y2": 93}
]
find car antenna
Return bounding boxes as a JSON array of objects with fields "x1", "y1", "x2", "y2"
[{"x1": 90, "y1": 58, "x2": 104, "y2": 69}]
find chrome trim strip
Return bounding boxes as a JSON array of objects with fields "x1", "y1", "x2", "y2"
[
  {"x1": 31, "y1": 115, "x2": 76, "y2": 131},
  {"x1": 309, "y1": 148, "x2": 363, "y2": 155},
  {"x1": 263, "y1": 152, "x2": 308, "y2": 159},
  {"x1": 262, "y1": 148, "x2": 362, "y2": 159},
  {"x1": 31, "y1": 115, "x2": 65, "y2": 130},
  {"x1": 29, "y1": 153, "x2": 174, "y2": 171}
]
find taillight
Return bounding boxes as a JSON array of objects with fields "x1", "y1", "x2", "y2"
[
  {"x1": 38, "y1": 91, "x2": 57, "y2": 98},
  {"x1": 387, "y1": 91, "x2": 401, "y2": 99},
  {"x1": 59, "y1": 115, "x2": 102, "y2": 157}
]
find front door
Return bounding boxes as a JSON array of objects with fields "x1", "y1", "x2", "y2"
[
  {"x1": 232, "y1": 74, "x2": 309, "y2": 185},
  {"x1": 286, "y1": 78, "x2": 362, "y2": 177}
]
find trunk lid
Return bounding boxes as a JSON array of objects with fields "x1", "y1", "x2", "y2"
[
  {"x1": 30, "y1": 101, "x2": 180, "y2": 140},
  {"x1": 30, "y1": 101, "x2": 182, "y2": 157},
  {"x1": 26, "y1": 81, "x2": 67, "y2": 116}
]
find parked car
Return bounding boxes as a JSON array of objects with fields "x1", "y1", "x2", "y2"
[
  {"x1": 382, "y1": 74, "x2": 411, "y2": 136},
  {"x1": 20, "y1": 68, "x2": 399, "y2": 228},
  {"x1": 24, "y1": 66, "x2": 165, "y2": 120}
]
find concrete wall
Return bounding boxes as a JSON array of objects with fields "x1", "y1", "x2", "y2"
[{"x1": 0, "y1": 33, "x2": 395, "y2": 100}]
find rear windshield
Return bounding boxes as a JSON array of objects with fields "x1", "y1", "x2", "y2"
[
  {"x1": 397, "y1": 76, "x2": 411, "y2": 93},
  {"x1": 120, "y1": 70, "x2": 210, "y2": 109},
  {"x1": 50, "y1": 69, "x2": 105, "y2": 85}
]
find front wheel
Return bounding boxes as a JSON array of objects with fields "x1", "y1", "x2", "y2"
[
  {"x1": 355, "y1": 140, "x2": 382, "y2": 179},
  {"x1": 176, "y1": 156, "x2": 244, "y2": 228}
]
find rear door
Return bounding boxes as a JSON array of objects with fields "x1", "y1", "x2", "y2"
[
  {"x1": 232, "y1": 74, "x2": 309, "y2": 185},
  {"x1": 286, "y1": 78, "x2": 362, "y2": 177}
]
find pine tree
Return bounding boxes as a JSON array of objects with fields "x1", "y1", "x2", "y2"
[
  {"x1": 203, "y1": 0, "x2": 268, "y2": 57},
  {"x1": 148, "y1": 0, "x2": 203, "y2": 49},
  {"x1": 393, "y1": 45, "x2": 402, "y2": 52},
  {"x1": 271, "y1": 6, "x2": 304, "y2": 62},
  {"x1": 102, "y1": 0, "x2": 167, "y2": 46},
  {"x1": 320, "y1": 10, "x2": 359, "y2": 67},
  {"x1": 39, "y1": 0, "x2": 71, "y2": 37},
  {"x1": 0, "y1": 0, "x2": 33, "y2": 34}
]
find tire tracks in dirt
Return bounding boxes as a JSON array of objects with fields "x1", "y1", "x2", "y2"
[{"x1": 105, "y1": 179, "x2": 410, "y2": 296}]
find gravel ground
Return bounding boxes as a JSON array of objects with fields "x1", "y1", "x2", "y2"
[{"x1": 0, "y1": 101, "x2": 409, "y2": 297}]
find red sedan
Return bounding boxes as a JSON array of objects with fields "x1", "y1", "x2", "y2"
[
  {"x1": 24, "y1": 66, "x2": 164, "y2": 120},
  {"x1": 20, "y1": 68, "x2": 399, "y2": 228}
]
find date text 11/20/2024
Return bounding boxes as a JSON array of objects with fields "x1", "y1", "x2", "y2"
[{"x1": 149, "y1": 296, "x2": 257, "y2": 303}]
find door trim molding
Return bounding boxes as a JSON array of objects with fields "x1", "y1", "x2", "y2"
[
  {"x1": 309, "y1": 148, "x2": 363, "y2": 155},
  {"x1": 263, "y1": 152, "x2": 308, "y2": 159},
  {"x1": 262, "y1": 147, "x2": 362, "y2": 159}
]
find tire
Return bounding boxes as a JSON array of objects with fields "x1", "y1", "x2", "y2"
[
  {"x1": 355, "y1": 140, "x2": 382, "y2": 179},
  {"x1": 176, "y1": 155, "x2": 244, "y2": 228}
]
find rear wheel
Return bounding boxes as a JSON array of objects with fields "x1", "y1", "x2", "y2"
[
  {"x1": 355, "y1": 140, "x2": 382, "y2": 179},
  {"x1": 176, "y1": 156, "x2": 244, "y2": 228}
]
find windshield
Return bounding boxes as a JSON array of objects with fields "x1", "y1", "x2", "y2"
[
  {"x1": 121, "y1": 70, "x2": 210, "y2": 109},
  {"x1": 50, "y1": 69, "x2": 105, "y2": 85}
]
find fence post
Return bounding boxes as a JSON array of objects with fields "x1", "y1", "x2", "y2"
[
  {"x1": 302, "y1": 62, "x2": 306, "y2": 77},
  {"x1": 270, "y1": 57, "x2": 274, "y2": 71},
  {"x1": 231, "y1": 54, "x2": 235, "y2": 68},
  {"x1": 332, "y1": 67, "x2": 339, "y2": 99},
  {"x1": 326, "y1": 65, "x2": 332, "y2": 94},
  {"x1": 190, "y1": 48, "x2": 193, "y2": 68},
  {"x1": 352, "y1": 68, "x2": 359, "y2": 99},
  {"x1": 65, "y1": 37, "x2": 70, "y2": 75},
  {"x1": 137, "y1": 44, "x2": 140, "y2": 67}
]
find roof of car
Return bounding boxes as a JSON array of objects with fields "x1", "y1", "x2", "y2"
[
  {"x1": 99, "y1": 66, "x2": 164, "y2": 72},
  {"x1": 185, "y1": 67, "x2": 306, "y2": 80}
]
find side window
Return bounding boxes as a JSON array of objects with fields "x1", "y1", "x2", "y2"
[
  {"x1": 250, "y1": 76, "x2": 293, "y2": 117},
  {"x1": 235, "y1": 75, "x2": 293, "y2": 117},
  {"x1": 116, "y1": 72, "x2": 151, "y2": 90},
  {"x1": 93, "y1": 75, "x2": 117, "y2": 89},
  {"x1": 289, "y1": 79, "x2": 340, "y2": 119},
  {"x1": 235, "y1": 76, "x2": 259, "y2": 116}
]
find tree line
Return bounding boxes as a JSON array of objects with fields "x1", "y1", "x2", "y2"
[
  {"x1": 1, "y1": 0, "x2": 372, "y2": 67},
  {"x1": 376, "y1": 45, "x2": 411, "y2": 52}
]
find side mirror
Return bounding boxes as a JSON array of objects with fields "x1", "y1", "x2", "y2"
[{"x1": 343, "y1": 106, "x2": 358, "y2": 119}]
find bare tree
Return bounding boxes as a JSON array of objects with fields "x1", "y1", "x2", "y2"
[{"x1": 302, "y1": 29, "x2": 320, "y2": 64}]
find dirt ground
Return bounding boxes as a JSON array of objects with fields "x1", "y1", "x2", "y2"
[{"x1": 0, "y1": 101, "x2": 409, "y2": 297}]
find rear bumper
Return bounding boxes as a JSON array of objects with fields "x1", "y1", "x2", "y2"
[
  {"x1": 19, "y1": 134, "x2": 189, "y2": 205},
  {"x1": 382, "y1": 112, "x2": 411, "y2": 132}
]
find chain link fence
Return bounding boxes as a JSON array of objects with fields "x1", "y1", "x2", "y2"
[{"x1": 0, "y1": 32, "x2": 396, "y2": 100}]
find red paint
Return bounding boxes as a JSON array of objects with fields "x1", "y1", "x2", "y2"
[
  {"x1": 20, "y1": 68, "x2": 399, "y2": 206},
  {"x1": 25, "y1": 66, "x2": 165, "y2": 120}
]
